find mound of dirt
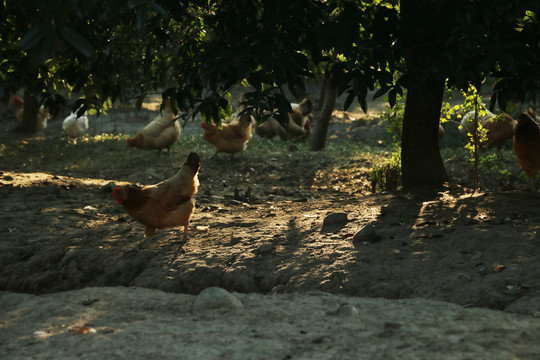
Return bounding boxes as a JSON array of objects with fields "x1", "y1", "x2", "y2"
[
  {"x1": 2, "y1": 287, "x2": 539, "y2": 359},
  {"x1": 1, "y1": 169, "x2": 539, "y2": 315}
]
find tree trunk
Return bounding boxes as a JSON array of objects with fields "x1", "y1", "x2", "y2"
[
  {"x1": 17, "y1": 90, "x2": 40, "y2": 133},
  {"x1": 401, "y1": 78, "x2": 448, "y2": 187},
  {"x1": 310, "y1": 77, "x2": 337, "y2": 151},
  {"x1": 315, "y1": 77, "x2": 326, "y2": 111},
  {"x1": 399, "y1": 0, "x2": 448, "y2": 188}
]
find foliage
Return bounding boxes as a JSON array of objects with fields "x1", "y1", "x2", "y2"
[
  {"x1": 3, "y1": 1, "x2": 539, "y2": 118},
  {"x1": 1, "y1": 0, "x2": 186, "y2": 114},
  {"x1": 379, "y1": 92, "x2": 405, "y2": 151},
  {"x1": 2, "y1": 0, "x2": 540, "y2": 186}
]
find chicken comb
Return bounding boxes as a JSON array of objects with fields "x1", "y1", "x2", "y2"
[{"x1": 112, "y1": 186, "x2": 123, "y2": 204}]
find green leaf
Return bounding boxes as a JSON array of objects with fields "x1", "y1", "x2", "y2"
[
  {"x1": 358, "y1": 94, "x2": 368, "y2": 114},
  {"x1": 19, "y1": 23, "x2": 52, "y2": 50},
  {"x1": 218, "y1": 97, "x2": 229, "y2": 110},
  {"x1": 388, "y1": 89, "x2": 397, "y2": 108},
  {"x1": 343, "y1": 91, "x2": 355, "y2": 111},
  {"x1": 59, "y1": 26, "x2": 95, "y2": 58},
  {"x1": 373, "y1": 85, "x2": 390, "y2": 100},
  {"x1": 274, "y1": 93, "x2": 292, "y2": 114}
]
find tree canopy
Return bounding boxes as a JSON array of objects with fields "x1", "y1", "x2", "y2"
[{"x1": 1, "y1": 0, "x2": 539, "y2": 186}]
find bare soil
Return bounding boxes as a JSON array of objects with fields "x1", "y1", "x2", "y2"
[{"x1": 1, "y1": 94, "x2": 539, "y2": 358}]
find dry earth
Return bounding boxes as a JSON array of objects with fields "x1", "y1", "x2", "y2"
[{"x1": 1, "y1": 92, "x2": 539, "y2": 359}]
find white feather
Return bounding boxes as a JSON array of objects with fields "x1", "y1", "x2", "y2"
[{"x1": 62, "y1": 109, "x2": 89, "y2": 138}]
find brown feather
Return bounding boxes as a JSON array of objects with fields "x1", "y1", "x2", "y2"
[{"x1": 513, "y1": 113, "x2": 540, "y2": 180}]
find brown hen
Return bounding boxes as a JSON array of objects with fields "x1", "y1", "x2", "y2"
[
  {"x1": 513, "y1": 112, "x2": 540, "y2": 190},
  {"x1": 112, "y1": 152, "x2": 200, "y2": 239}
]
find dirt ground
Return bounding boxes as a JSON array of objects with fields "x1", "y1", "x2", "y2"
[{"x1": 1, "y1": 93, "x2": 539, "y2": 358}]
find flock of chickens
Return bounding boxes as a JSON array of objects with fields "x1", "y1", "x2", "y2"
[
  {"x1": 125, "y1": 96, "x2": 313, "y2": 157},
  {"x1": 10, "y1": 94, "x2": 540, "y2": 241},
  {"x1": 12, "y1": 96, "x2": 89, "y2": 138},
  {"x1": 114, "y1": 97, "x2": 314, "y2": 240}
]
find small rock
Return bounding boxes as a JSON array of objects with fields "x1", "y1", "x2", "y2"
[
  {"x1": 192, "y1": 287, "x2": 243, "y2": 314},
  {"x1": 337, "y1": 303, "x2": 358, "y2": 317},
  {"x1": 321, "y1": 212, "x2": 348, "y2": 233},
  {"x1": 323, "y1": 213, "x2": 348, "y2": 226},
  {"x1": 353, "y1": 223, "x2": 377, "y2": 243},
  {"x1": 101, "y1": 182, "x2": 116, "y2": 193},
  {"x1": 258, "y1": 244, "x2": 274, "y2": 254},
  {"x1": 228, "y1": 236, "x2": 242, "y2": 246}
]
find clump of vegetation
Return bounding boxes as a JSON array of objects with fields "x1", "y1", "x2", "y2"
[
  {"x1": 369, "y1": 93, "x2": 405, "y2": 192},
  {"x1": 480, "y1": 153, "x2": 512, "y2": 183},
  {"x1": 369, "y1": 151, "x2": 401, "y2": 192},
  {"x1": 441, "y1": 84, "x2": 513, "y2": 190}
]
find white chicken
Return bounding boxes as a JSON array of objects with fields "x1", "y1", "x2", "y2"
[{"x1": 62, "y1": 107, "x2": 89, "y2": 138}]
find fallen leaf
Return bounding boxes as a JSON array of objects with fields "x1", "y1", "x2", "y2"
[
  {"x1": 493, "y1": 264, "x2": 505, "y2": 273},
  {"x1": 73, "y1": 326, "x2": 95, "y2": 335},
  {"x1": 82, "y1": 297, "x2": 99, "y2": 306}
]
